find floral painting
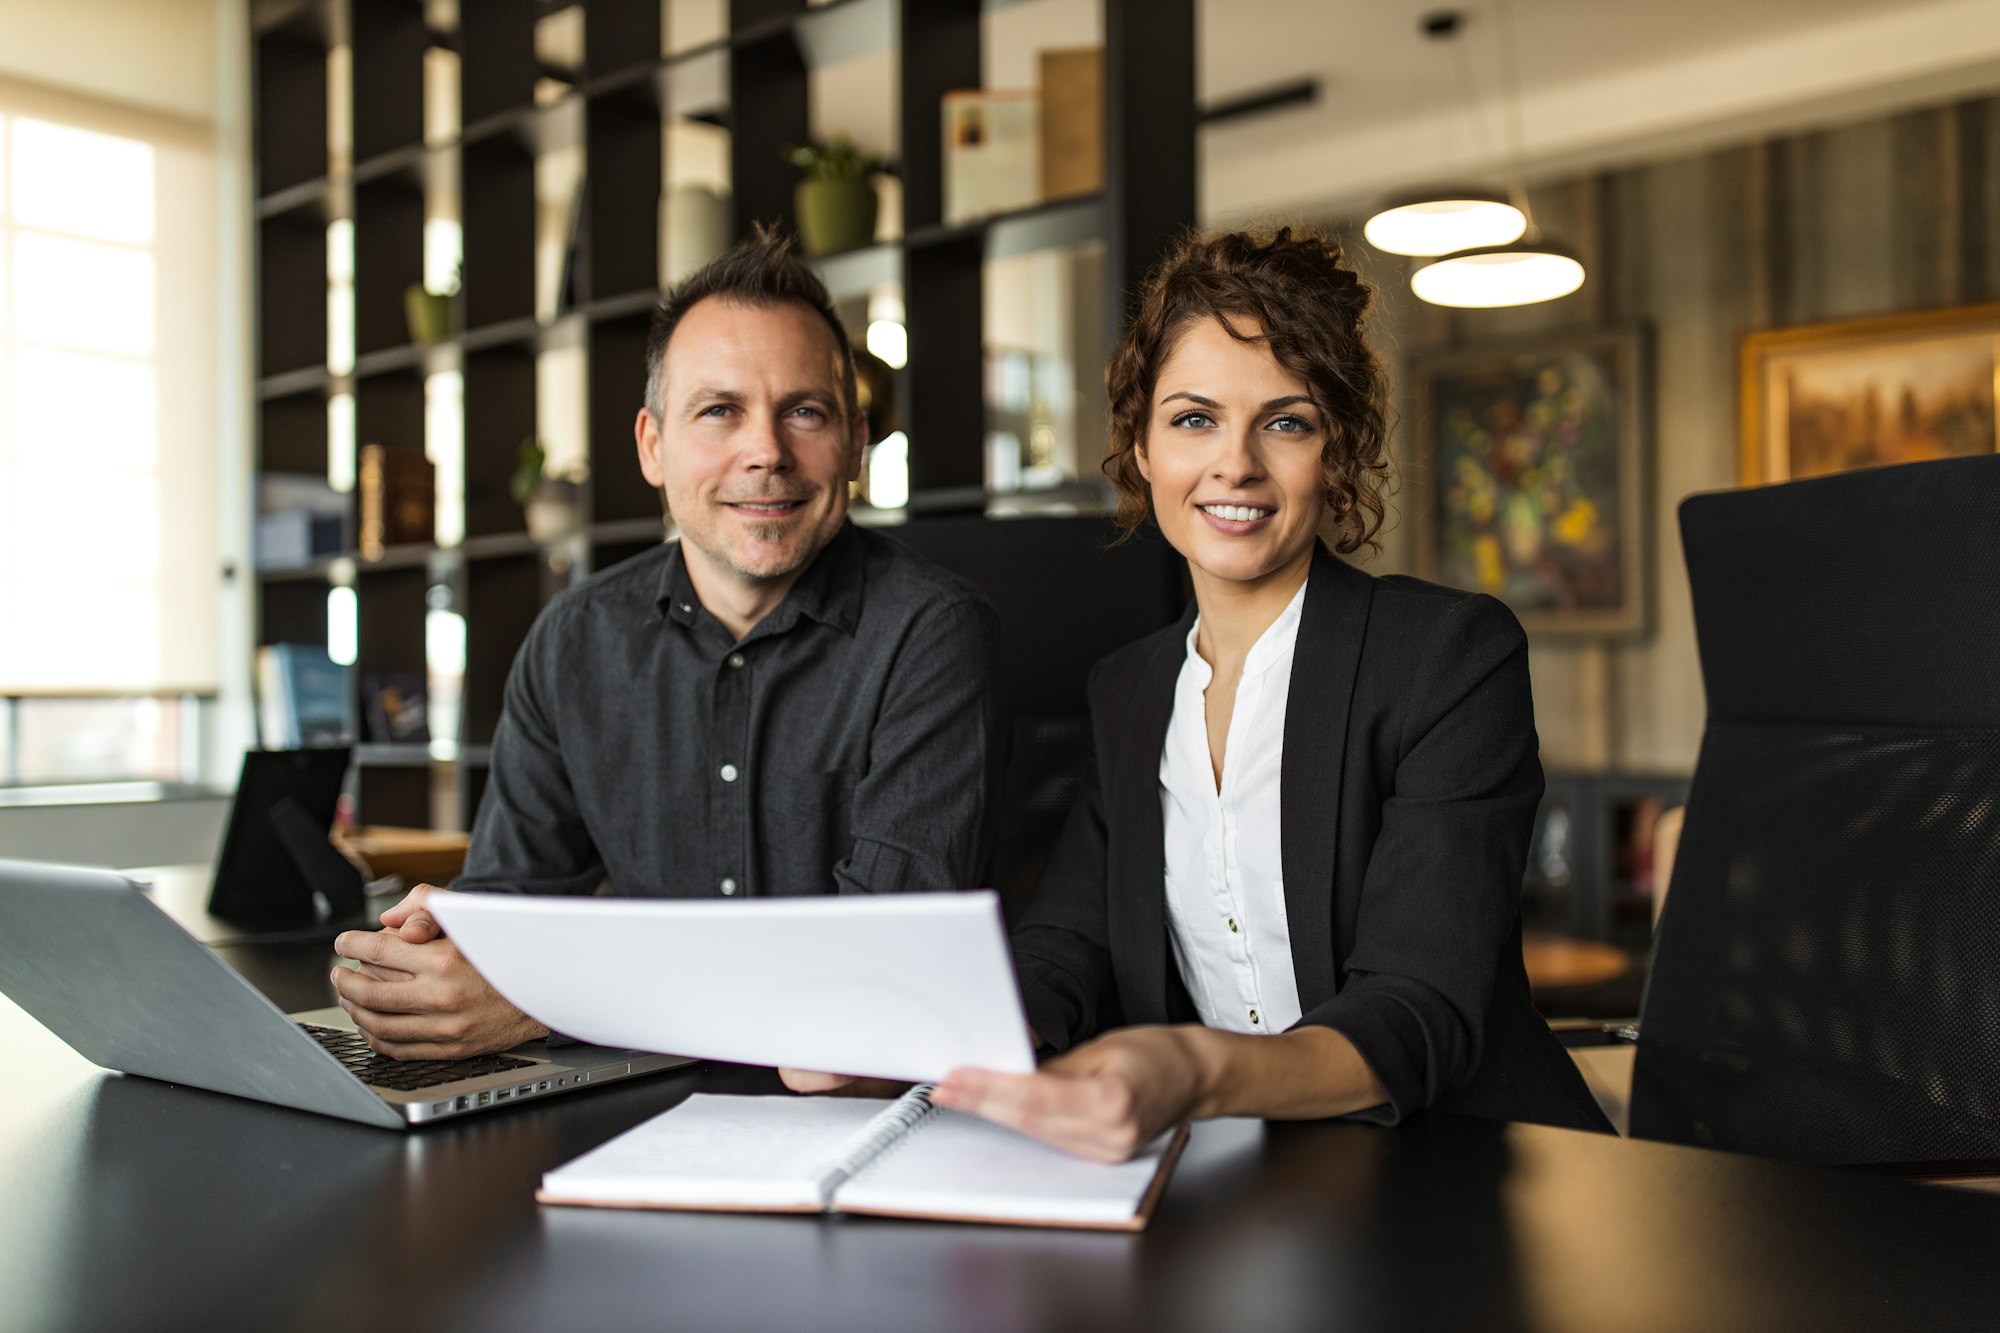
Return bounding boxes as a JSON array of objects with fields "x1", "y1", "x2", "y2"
[
  {"x1": 1739, "y1": 304, "x2": 2000, "y2": 484},
  {"x1": 1412, "y1": 329, "x2": 1647, "y2": 635}
]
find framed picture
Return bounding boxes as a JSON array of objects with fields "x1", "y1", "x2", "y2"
[
  {"x1": 1411, "y1": 326, "x2": 1649, "y2": 636},
  {"x1": 1738, "y1": 302, "x2": 2000, "y2": 485}
]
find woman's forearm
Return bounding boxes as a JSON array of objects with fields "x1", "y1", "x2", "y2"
[{"x1": 1181, "y1": 1024, "x2": 1390, "y2": 1121}]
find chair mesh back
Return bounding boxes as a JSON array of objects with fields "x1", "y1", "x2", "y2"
[
  {"x1": 1630, "y1": 455, "x2": 2000, "y2": 1164},
  {"x1": 893, "y1": 516, "x2": 1185, "y2": 919}
]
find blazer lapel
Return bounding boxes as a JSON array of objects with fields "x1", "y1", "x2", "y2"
[
  {"x1": 1107, "y1": 609, "x2": 1191, "y2": 1026},
  {"x1": 1282, "y1": 547, "x2": 1374, "y2": 1008}
]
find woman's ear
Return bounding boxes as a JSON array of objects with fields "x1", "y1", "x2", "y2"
[{"x1": 1134, "y1": 441, "x2": 1151, "y2": 483}]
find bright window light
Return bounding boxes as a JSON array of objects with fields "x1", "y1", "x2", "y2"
[
  {"x1": 13, "y1": 347, "x2": 156, "y2": 469},
  {"x1": 328, "y1": 392, "x2": 356, "y2": 493},
  {"x1": 866, "y1": 318, "x2": 907, "y2": 369},
  {"x1": 327, "y1": 586, "x2": 359, "y2": 667},
  {"x1": 10, "y1": 119, "x2": 153, "y2": 245},
  {"x1": 12, "y1": 233, "x2": 154, "y2": 354},
  {"x1": 423, "y1": 217, "x2": 461, "y2": 295},
  {"x1": 869, "y1": 430, "x2": 909, "y2": 509}
]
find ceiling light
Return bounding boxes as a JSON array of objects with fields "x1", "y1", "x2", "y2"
[
  {"x1": 1411, "y1": 242, "x2": 1586, "y2": 308},
  {"x1": 1363, "y1": 189, "x2": 1526, "y2": 257}
]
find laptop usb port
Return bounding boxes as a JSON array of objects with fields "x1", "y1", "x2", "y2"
[
  {"x1": 495, "y1": 1089, "x2": 511, "y2": 1101},
  {"x1": 517, "y1": 1084, "x2": 534, "y2": 1097}
]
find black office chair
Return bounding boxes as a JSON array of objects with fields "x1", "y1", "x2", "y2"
[
  {"x1": 894, "y1": 514, "x2": 1187, "y2": 921},
  {"x1": 1628, "y1": 454, "x2": 2000, "y2": 1165}
]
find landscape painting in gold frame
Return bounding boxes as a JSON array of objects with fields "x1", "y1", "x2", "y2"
[{"x1": 1739, "y1": 303, "x2": 2000, "y2": 485}]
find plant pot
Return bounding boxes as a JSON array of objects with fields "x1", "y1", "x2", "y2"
[
  {"x1": 404, "y1": 284, "x2": 453, "y2": 345},
  {"x1": 524, "y1": 478, "x2": 583, "y2": 545},
  {"x1": 794, "y1": 178, "x2": 878, "y2": 256}
]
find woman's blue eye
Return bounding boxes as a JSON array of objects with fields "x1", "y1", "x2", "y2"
[
  {"x1": 1171, "y1": 411, "x2": 1214, "y2": 430},
  {"x1": 1269, "y1": 415, "x2": 1314, "y2": 434}
]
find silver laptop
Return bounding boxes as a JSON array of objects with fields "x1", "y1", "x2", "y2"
[{"x1": 0, "y1": 858, "x2": 693, "y2": 1128}]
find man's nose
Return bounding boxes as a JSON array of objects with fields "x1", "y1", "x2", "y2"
[{"x1": 740, "y1": 412, "x2": 791, "y2": 469}]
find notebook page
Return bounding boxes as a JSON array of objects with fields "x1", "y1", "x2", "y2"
[
  {"x1": 833, "y1": 1109, "x2": 1177, "y2": 1226},
  {"x1": 540, "y1": 1095, "x2": 893, "y2": 1210}
]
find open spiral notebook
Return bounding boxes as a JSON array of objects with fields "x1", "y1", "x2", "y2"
[{"x1": 537, "y1": 1087, "x2": 1188, "y2": 1231}]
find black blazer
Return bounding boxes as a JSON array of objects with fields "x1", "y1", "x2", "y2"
[{"x1": 1012, "y1": 544, "x2": 1611, "y2": 1133}]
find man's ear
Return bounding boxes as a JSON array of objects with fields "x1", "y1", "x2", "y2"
[
  {"x1": 635, "y1": 407, "x2": 666, "y2": 487},
  {"x1": 844, "y1": 411, "x2": 868, "y2": 484}
]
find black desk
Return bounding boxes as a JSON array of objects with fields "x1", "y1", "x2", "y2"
[{"x1": 4, "y1": 945, "x2": 1999, "y2": 1330}]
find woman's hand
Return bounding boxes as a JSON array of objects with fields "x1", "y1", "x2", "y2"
[{"x1": 932, "y1": 1026, "x2": 1215, "y2": 1162}]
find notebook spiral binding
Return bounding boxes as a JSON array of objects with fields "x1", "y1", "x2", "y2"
[{"x1": 815, "y1": 1084, "x2": 938, "y2": 1208}]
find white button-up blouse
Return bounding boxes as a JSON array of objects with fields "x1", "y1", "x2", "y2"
[{"x1": 1158, "y1": 579, "x2": 1308, "y2": 1036}]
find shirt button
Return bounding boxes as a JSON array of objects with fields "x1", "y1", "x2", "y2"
[
  {"x1": 679, "y1": 602, "x2": 692, "y2": 614},
  {"x1": 1249, "y1": 1009, "x2": 1260, "y2": 1026},
  {"x1": 727, "y1": 652, "x2": 746, "y2": 669},
  {"x1": 720, "y1": 877, "x2": 738, "y2": 896},
  {"x1": 1227, "y1": 918, "x2": 1238, "y2": 933},
  {"x1": 719, "y1": 763, "x2": 739, "y2": 782}
]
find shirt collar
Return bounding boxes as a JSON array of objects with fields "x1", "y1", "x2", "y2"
[
  {"x1": 655, "y1": 522, "x2": 866, "y2": 638},
  {"x1": 1183, "y1": 575, "x2": 1311, "y2": 685}
]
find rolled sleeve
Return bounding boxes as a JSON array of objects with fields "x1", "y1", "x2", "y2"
[{"x1": 1294, "y1": 594, "x2": 1543, "y2": 1124}]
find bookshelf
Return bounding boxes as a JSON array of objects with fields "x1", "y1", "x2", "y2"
[{"x1": 250, "y1": 0, "x2": 1195, "y2": 829}]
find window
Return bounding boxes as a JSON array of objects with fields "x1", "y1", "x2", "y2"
[{"x1": 0, "y1": 96, "x2": 221, "y2": 786}]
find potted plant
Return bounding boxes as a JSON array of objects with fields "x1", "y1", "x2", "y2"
[
  {"x1": 784, "y1": 137, "x2": 886, "y2": 256},
  {"x1": 511, "y1": 437, "x2": 584, "y2": 545},
  {"x1": 403, "y1": 262, "x2": 459, "y2": 346}
]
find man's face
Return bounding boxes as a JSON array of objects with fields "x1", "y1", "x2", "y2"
[{"x1": 636, "y1": 297, "x2": 864, "y2": 592}]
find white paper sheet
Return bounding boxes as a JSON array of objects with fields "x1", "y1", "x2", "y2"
[{"x1": 428, "y1": 890, "x2": 1036, "y2": 1081}]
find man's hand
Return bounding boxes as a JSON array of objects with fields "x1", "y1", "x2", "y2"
[
  {"x1": 330, "y1": 884, "x2": 547, "y2": 1060},
  {"x1": 931, "y1": 1026, "x2": 1211, "y2": 1162},
  {"x1": 777, "y1": 1069, "x2": 913, "y2": 1099}
]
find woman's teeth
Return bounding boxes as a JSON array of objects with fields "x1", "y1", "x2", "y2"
[{"x1": 1200, "y1": 504, "x2": 1270, "y2": 522}]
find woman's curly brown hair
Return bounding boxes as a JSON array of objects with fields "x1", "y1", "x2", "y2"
[{"x1": 1104, "y1": 226, "x2": 1391, "y2": 554}]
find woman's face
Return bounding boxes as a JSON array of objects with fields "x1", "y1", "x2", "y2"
[{"x1": 1138, "y1": 316, "x2": 1327, "y2": 592}]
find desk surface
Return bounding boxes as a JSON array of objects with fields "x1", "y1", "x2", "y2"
[{"x1": 4, "y1": 939, "x2": 2000, "y2": 1331}]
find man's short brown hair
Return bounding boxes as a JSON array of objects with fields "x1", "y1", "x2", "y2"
[
  {"x1": 643, "y1": 223, "x2": 858, "y2": 426},
  {"x1": 1103, "y1": 226, "x2": 1391, "y2": 555}
]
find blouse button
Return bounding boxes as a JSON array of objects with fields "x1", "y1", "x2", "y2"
[
  {"x1": 1249, "y1": 1009, "x2": 1260, "y2": 1026},
  {"x1": 1227, "y1": 917, "x2": 1238, "y2": 933}
]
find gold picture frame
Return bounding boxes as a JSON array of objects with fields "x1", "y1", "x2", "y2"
[{"x1": 1738, "y1": 302, "x2": 2000, "y2": 485}]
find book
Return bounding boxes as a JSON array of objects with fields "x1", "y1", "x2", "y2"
[
  {"x1": 255, "y1": 643, "x2": 353, "y2": 749},
  {"x1": 358, "y1": 443, "x2": 434, "y2": 558},
  {"x1": 361, "y1": 670, "x2": 429, "y2": 744},
  {"x1": 1038, "y1": 48, "x2": 1102, "y2": 202},
  {"x1": 942, "y1": 89, "x2": 1038, "y2": 224},
  {"x1": 537, "y1": 1087, "x2": 1187, "y2": 1231}
]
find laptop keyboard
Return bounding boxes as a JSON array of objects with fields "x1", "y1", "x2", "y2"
[{"x1": 300, "y1": 1023, "x2": 535, "y2": 1091}]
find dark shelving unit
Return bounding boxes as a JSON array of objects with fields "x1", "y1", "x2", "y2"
[{"x1": 251, "y1": 0, "x2": 1196, "y2": 828}]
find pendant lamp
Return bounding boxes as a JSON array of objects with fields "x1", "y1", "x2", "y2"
[
  {"x1": 1410, "y1": 240, "x2": 1585, "y2": 308},
  {"x1": 1362, "y1": 187, "x2": 1526, "y2": 257}
]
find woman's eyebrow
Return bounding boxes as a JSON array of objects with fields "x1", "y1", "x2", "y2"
[
  {"x1": 1160, "y1": 391, "x2": 1221, "y2": 408},
  {"x1": 1262, "y1": 395, "x2": 1314, "y2": 411}
]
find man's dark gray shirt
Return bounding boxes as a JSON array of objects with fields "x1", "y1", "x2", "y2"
[{"x1": 456, "y1": 523, "x2": 1005, "y2": 899}]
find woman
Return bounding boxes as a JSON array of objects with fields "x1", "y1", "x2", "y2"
[{"x1": 793, "y1": 227, "x2": 1609, "y2": 1158}]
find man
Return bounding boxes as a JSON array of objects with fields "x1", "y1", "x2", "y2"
[{"x1": 330, "y1": 227, "x2": 1005, "y2": 1059}]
